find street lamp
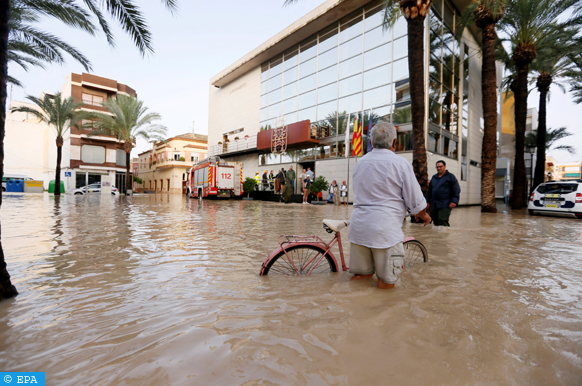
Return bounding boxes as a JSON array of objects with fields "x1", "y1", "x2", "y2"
[{"x1": 526, "y1": 144, "x2": 536, "y2": 192}]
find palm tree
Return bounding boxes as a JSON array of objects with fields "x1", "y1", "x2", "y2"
[
  {"x1": 8, "y1": 0, "x2": 94, "y2": 86},
  {"x1": 530, "y1": 33, "x2": 580, "y2": 189},
  {"x1": 11, "y1": 93, "x2": 83, "y2": 196},
  {"x1": 524, "y1": 127, "x2": 576, "y2": 155},
  {"x1": 497, "y1": 0, "x2": 580, "y2": 209},
  {"x1": 381, "y1": 0, "x2": 431, "y2": 195},
  {"x1": 88, "y1": 95, "x2": 167, "y2": 194},
  {"x1": 0, "y1": 0, "x2": 177, "y2": 301},
  {"x1": 457, "y1": 0, "x2": 505, "y2": 213}
]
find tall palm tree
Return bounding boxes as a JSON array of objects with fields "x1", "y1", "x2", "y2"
[
  {"x1": 11, "y1": 92, "x2": 83, "y2": 196},
  {"x1": 497, "y1": 0, "x2": 580, "y2": 209},
  {"x1": 88, "y1": 95, "x2": 167, "y2": 194},
  {"x1": 0, "y1": 0, "x2": 178, "y2": 301},
  {"x1": 530, "y1": 32, "x2": 580, "y2": 189},
  {"x1": 381, "y1": 0, "x2": 431, "y2": 195},
  {"x1": 458, "y1": 0, "x2": 505, "y2": 213}
]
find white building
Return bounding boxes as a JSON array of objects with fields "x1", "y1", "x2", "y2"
[{"x1": 208, "y1": 0, "x2": 500, "y2": 203}]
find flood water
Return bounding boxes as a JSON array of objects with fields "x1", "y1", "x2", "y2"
[{"x1": 1, "y1": 193, "x2": 581, "y2": 385}]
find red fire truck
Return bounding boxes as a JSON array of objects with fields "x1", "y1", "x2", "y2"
[{"x1": 186, "y1": 156, "x2": 242, "y2": 198}]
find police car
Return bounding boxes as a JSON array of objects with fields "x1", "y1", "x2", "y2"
[{"x1": 528, "y1": 180, "x2": 582, "y2": 219}]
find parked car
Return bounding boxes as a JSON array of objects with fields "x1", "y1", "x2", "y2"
[
  {"x1": 528, "y1": 180, "x2": 582, "y2": 219},
  {"x1": 2, "y1": 174, "x2": 33, "y2": 191},
  {"x1": 68, "y1": 182, "x2": 119, "y2": 196}
]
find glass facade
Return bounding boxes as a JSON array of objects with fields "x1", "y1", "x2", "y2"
[{"x1": 258, "y1": 0, "x2": 464, "y2": 162}]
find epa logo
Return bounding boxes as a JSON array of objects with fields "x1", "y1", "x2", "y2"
[{"x1": 3, "y1": 374, "x2": 39, "y2": 383}]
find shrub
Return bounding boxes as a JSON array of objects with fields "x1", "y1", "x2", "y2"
[
  {"x1": 133, "y1": 176, "x2": 143, "y2": 184},
  {"x1": 179, "y1": 156, "x2": 186, "y2": 162},
  {"x1": 309, "y1": 176, "x2": 329, "y2": 200},
  {"x1": 243, "y1": 177, "x2": 256, "y2": 197}
]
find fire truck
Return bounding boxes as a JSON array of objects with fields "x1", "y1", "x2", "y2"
[{"x1": 186, "y1": 156, "x2": 242, "y2": 198}]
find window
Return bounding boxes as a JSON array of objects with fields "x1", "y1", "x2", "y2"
[
  {"x1": 82, "y1": 93, "x2": 104, "y2": 106},
  {"x1": 173, "y1": 152, "x2": 181, "y2": 161},
  {"x1": 81, "y1": 145, "x2": 105, "y2": 164},
  {"x1": 116, "y1": 149, "x2": 126, "y2": 166},
  {"x1": 191, "y1": 156, "x2": 198, "y2": 163}
]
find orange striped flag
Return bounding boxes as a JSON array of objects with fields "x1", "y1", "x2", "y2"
[{"x1": 352, "y1": 114, "x2": 363, "y2": 156}]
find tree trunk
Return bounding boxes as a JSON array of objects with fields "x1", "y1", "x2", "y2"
[
  {"x1": 0, "y1": 0, "x2": 18, "y2": 301},
  {"x1": 534, "y1": 80, "x2": 550, "y2": 189},
  {"x1": 512, "y1": 63, "x2": 529, "y2": 209},
  {"x1": 126, "y1": 151, "x2": 131, "y2": 194},
  {"x1": 407, "y1": 15, "x2": 429, "y2": 196},
  {"x1": 55, "y1": 136, "x2": 63, "y2": 196},
  {"x1": 480, "y1": 23, "x2": 498, "y2": 213}
]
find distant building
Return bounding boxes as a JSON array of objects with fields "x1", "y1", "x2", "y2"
[
  {"x1": 5, "y1": 100, "x2": 54, "y2": 188},
  {"x1": 5, "y1": 72, "x2": 137, "y2": 192},
  {"x1": 138, "y1": 133, "x2": 208, "y2": 193},
  {"x1": 553, "y1": 161, "x2": 581, "y2": 181}
]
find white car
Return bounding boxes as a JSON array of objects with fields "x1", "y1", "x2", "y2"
[
  {"x1": 528, "y1": 180, "x2": 582, "y2": 219},
  {"x1": 68, "y1": 183, "x2": 119, "y2": 196}
]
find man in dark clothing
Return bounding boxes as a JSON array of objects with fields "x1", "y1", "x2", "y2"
[{"x1": 427, "y1": 160, "x2": 460, "y2": 226}]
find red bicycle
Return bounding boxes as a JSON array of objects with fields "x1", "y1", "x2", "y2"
[{"x1": 260, "y1": 219, "x2": 428, "y2": 276}]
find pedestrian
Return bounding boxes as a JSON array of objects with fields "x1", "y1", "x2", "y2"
[
  {"x1": 299, "y1": 169, "x2": 307, "y2": 193},
  {"x1": 427, "y1": 160, "x2": 460, "y2": 226},
  {"x1": 333, "y1": 181, "x2": 339, "y2": 205},
  {"x1": 277, "y1": 168, "x2": 286, "y2": 194},
  {"x1": 302, "y1": 175, "x2": 311, "y2": 204},
  {"x1": 306, "y1": 167, "x2": 314, "y2": 181},
  {"x1": 287, "y1": 166, "x2": 296, "y2": 194},
  {"x1": 340, "y1": 180, "x2": 348, "y2": 206},
  {"x1": 274, "y1": 172, "x2": 280, "y2": 194},
  {"x1": 262, "y1": 170, "x2": 269, "y2": 191},
  {"x1": 282, "y1": 178, "x2": 293, "y2": 204},
  {"x1": 327, "y1": 180, "x2": 337, "y2": 204},
  {"x1": 349, "y1": 122, "x2": 431, "y2": 289},
  {"x1": 254, "y1": 171, "x2": 260, "y2": 191},
  {"x1": 269, "y1": 170, "x2": 275, "y2": 191}
]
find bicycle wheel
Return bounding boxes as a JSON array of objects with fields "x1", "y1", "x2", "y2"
[
  {"x1": 403, "y1": 240, "x2": 428, "y2": 267},
  {"x1": 262, "y1": 245, "x2": 337, "y2": 276}
]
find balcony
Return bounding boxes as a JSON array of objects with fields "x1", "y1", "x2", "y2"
[{"x1": 208, "y1": 135, "x2": 257, "y2": 157}]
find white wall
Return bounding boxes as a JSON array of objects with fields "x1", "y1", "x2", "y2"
[
  {"x1": 4, "y1": 101, "x2": 67, "y2": 189},
  {"x1": 208, "y1": 67, "x2": 261, "y2": 148}
]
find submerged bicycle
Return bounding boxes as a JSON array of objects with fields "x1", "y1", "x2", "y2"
[{"x1": 260, "y1": 219, "x2": 428, "y2": 276}]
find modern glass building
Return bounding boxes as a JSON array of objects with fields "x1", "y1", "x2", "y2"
[{"x1": 208, "y1": 0, "x2": 499, "y2": 204}]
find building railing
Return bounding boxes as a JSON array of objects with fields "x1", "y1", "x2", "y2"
[{"x1": 208, "y1": 135, "x2": 257, "y2": 157}]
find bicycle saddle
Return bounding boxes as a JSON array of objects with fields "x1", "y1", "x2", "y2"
[{"x1": 322, "y1": 219, "x2": 350, "y2": 233}]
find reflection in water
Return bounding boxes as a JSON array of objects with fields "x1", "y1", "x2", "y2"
[{"x1": 0, "y1": 194, "x2": 581, "y2": 385}]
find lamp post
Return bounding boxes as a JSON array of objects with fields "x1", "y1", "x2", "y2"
[{"x1": 526, "y1": 144, "x2": 536, "y2": 193}]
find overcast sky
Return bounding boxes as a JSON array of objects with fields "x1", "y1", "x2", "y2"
[{"x1": 8, "y1": 0, "x2": 582, "y2": 164}]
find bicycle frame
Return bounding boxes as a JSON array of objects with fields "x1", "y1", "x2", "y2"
[{"x1": 260, "y1": 231, "x2": 349, "y2": 276}]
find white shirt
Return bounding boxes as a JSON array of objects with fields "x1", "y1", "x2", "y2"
[{"x1": 348, "y1": 148, "x2": 426, "y2": 249}]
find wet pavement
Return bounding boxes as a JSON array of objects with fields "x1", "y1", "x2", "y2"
[{"x1": 0, "y1": 193, "x2": 581, "y2": 385}]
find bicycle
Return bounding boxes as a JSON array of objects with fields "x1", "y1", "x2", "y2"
[{"x1": 260, "y1": 219, "x2": 428, "y2": 276}]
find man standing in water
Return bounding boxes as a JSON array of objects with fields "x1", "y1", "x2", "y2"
[
  {"x1": 349, "y1": 122, "x2": 430, "y2": 289},
  {"x1": 427, "y1": 160, "x2": 460, "y2": 226}
]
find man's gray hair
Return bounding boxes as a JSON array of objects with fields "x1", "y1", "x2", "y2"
[{"x1": 370, "y1": 121, "x2": 397, "y2": 149}]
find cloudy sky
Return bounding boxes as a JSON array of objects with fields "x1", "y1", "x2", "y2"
[{"x1": 8, "y1": 0, "x2": 581, "y2": 164}]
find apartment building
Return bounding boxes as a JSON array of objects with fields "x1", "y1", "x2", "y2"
[
  {"x1": 60, "y1": 72, "x2": 137, "y2": 192},
  {"x1": 138, "y1": 133, "x2": 208, "y2": 194}
]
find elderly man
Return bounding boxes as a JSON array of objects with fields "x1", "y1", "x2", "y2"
[{"x1": 349, "y1": 122, "x2": 431, "y2": 289}]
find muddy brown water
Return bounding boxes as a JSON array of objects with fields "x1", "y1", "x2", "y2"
[{"x1": 0, "y1": 194, "x2": 581, "y2": 385}]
